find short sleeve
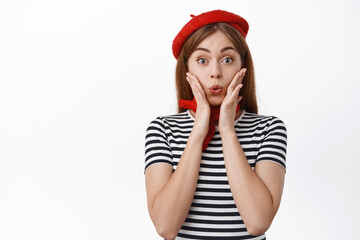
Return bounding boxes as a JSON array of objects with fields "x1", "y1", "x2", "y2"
[
  {"x1": 256, "y1": 117, "x2": 287, "y2": 171},
  {"x1": 144, "y1": 117, "x2": 173, "y2": 173}
]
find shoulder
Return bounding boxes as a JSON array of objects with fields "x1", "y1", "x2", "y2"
[
  {"x1": 243, "y1": 111, "x2": 284, "y2": 123},
  {"x1": 239, "y1": 111, "x2": 287, "y2": 137},
  {"x1": 242, "y1": 111, "x2": 286, "y2": 127},
  {"x1": 248, "y1": 112, "x2": 288, "y2": 170},
  {"x1": 146, "y1": 111, "x2": 193, "y2": 131}
]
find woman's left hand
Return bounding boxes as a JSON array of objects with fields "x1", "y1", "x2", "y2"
[{"x1": 218, "y1": 68, "x2": 246, "y2": 134}]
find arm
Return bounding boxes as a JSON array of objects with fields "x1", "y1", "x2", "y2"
[
  {"x1": 220, "y1": 130, "x2": 285, "y2": 235},
  {"x1": 218, "y1": 68, "x2": 286, "y2": 235},
  {"x1": 145, "y1": 72, "x2": 210, "y2": 239},
  {"x1": 145, "y1": 131, "x2": 203, "y2": 239}
]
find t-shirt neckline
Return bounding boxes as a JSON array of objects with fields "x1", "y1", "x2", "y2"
[{"x1": 186, "y1": 109, "x2": 246, "y2": 129}]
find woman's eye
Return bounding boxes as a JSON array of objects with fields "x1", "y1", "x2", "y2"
[
  {"x1": 197, "y1": 58, "x2": 207, "y2": 64},
  {"x1": 223, "y1": 57, "x2": 233, "y2": 64}
]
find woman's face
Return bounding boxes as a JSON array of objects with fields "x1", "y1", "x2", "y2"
[{"x1": 187, "y1": 30, "x2": 242, "y2": 107}]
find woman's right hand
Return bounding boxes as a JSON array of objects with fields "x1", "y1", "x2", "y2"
[{"x1": 186, "y1": 72, "x2": 210, "y2": 140}]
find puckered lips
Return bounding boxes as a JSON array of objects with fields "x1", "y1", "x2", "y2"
[{"x1": 209, "y1": 84, "x2": 223, "y2": 94}]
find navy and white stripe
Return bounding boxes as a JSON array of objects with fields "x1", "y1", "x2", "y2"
[{"x1": 144, "y1": 110, "x2": 287, "y2": 239}]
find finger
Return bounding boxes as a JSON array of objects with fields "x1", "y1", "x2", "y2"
[
  {"x1": 186, "y1": 75, "x2": 199, "y2": 95},
  {"x1": 227, "y1": 71, "x2": 242, "y2": 95},
  {"x1": 187, "y1": 74, "x2": 206, "y2": 102},
  {"x1": 230, "y1": 84, "x2": 243, "y2": 101},
  {"x1": 229, "y1": 68, "x2": 247, "y2": 95},
  {"x1": 188, "y1": 73, "x2": 206, "y2": 98},
  {"x1": 239, "y1": 68, "x2": 247, "y2": 85},
  {"x1": 187, "y1": 73, "x2": 202, "y2": 90}
]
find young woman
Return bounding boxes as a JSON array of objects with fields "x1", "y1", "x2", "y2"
[{"x1": 144, "y1": 10, "x2": 287, "y2": 240}]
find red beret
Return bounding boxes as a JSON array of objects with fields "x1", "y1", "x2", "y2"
[{"x1": 172, "y1": 9, "x2": 249, "y2": 59}]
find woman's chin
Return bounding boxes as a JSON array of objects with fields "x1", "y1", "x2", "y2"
[{"x1": 208, "y1": 97, "x2": 224, "y2": 108}]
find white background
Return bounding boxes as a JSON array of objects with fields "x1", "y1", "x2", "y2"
[{"x1": 1, "y1": 0, "x2": 359, "y2": 239}]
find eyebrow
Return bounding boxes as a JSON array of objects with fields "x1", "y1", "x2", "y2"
[{"x1": 194, "y1": 46, "x2": 236, "y2": 53}]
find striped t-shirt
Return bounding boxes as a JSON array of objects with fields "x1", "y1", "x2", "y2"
[{"x1": 144, "y1": 109, "x2": 287, "y2": 240}]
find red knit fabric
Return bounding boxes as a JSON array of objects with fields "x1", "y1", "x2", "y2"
[
  {"x1": 179, "y1": 97, "x2": 240, "y2": 151},
  {"x1": 172, "y1": 10, "x2": 249, "y2": 59}
]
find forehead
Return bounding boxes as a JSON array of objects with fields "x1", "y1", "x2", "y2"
[{"x1": 196, "y1": 30, "x2": 235, "y2": 51}]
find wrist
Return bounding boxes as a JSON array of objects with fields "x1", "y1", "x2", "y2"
[
  {"x1": 190, "y1": 124, "x2": 207, "y2": 142},
  {"x1": 219, "y1": 126, "x2": 236, "y2": 138}
]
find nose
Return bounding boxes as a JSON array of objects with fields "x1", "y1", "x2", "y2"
[{"x1": 210, "y1": 62, "x2": 222, "y2": 79}]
